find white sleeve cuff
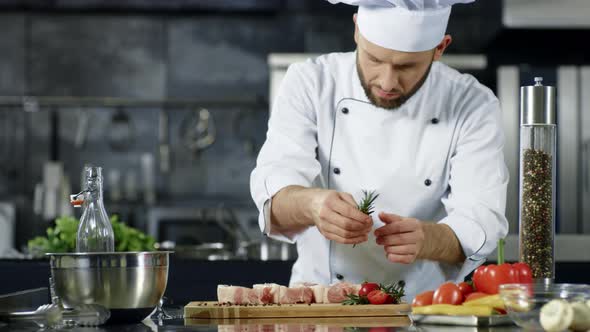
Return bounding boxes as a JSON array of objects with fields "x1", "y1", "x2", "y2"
[
  {"x1": 438, "y1": 215, "x2": 487, "y2": 261},
  {"x1": 257, "y1": 198, "x2": 299, "y2": 244}
]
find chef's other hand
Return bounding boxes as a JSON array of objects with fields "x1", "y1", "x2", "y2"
[
  {"x1": 374, "y1": 212, "x2": 425, "y2": 264},
  {"x1": 310, "y1": 189, "x2": 373, "y2": 245}
]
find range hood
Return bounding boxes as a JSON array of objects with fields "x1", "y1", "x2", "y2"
[{"x1": 503, "y1": 0, "x2": 590, "y2": 28}]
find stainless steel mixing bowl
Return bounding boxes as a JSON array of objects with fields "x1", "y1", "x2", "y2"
[{"x1": 47, "y1": 251, "x2": 172, "y2": 323}]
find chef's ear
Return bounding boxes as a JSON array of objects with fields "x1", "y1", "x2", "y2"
[{"x1": 433, "y1": 34, "x2": 452, "y2": 61}]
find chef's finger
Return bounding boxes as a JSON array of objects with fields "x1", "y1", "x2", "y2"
[
  {"x1": 325, "y1": 210, "x2": 372, "y2": 231},
  {"x1": 321, "y1": 217, "x2": 371, "y2": 238},
  {"x1": 331, "y1": 198, "x2": 372, "y2": 223},
  {"x1": 339, "y1": 192, "x2": 358, "y2": 208},
  {"x1": 375, "y1": 232, "x2": 418, "y2": 246},
  {"x1": 386, "y1": 253, "x2": 415, "y2": 264},
  {"x1": 384, "y1": 244, "x2": 418, "y2": 255},
  {"x1": 378, "y1": 212, "x2": 404, "y2": 224},
  {"x1": 374, "y1": 219, "x2": 417, "y2": 236},
  {"x1": 322, "y1": 230, "x2": 368, "y2": 245}
]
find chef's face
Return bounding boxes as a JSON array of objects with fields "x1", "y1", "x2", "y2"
[{"x1": 354, "y1": 20, "x2": 452, "y2": 109}]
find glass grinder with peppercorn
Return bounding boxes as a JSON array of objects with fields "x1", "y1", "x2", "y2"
[{"x1": 518, "y1": 77, "x2": 556, "y2": 282}]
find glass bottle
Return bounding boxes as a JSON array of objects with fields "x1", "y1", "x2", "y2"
[
  {"x1": 518, "y1": 77, "x2": 556, "y2": 282},
  {"x1": 76, "y1": 166, "x2": 115, "y2": 252}
]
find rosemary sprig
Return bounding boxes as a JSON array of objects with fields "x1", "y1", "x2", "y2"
[
  {"x1": 342, "y1": 294, "x2": 370, "y2": 305},
  {"x1": 380, "y1": 280, "x2": 406, "y2": 304},
  {"x1": 357, "y1": 190, "x2": 379, "y2": 215},
  {"x1": 340, "y1": 280, "x2": 405, "y2": 305},
  {"x1": 353, "y1": 190, "x2": 379, "y2": 247}
]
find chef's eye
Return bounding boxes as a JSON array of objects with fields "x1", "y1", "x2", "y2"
[
  {"x1": 396, "y1": 64, "x2": 415, "y2": 71},
  {"x1": 367, "y1": 55, "x2": 380, "y2": 64}
]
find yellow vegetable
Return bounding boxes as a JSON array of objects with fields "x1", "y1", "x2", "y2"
[
  {"x1": 463, "y1": 294, "x2": 505, "y2": 309},
  {"x1": 412, "y1": 304, "x2": 495, "y2": 316}
]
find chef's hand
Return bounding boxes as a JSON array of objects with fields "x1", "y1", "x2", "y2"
[
  {"x1": 374, "y1": 212, "x2": 425, "y2": 264},
  {"x1": 309, "y1": 189, "x2": 373, "y2": 245}
]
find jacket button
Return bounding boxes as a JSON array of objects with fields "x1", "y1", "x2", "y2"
[
  {"x1": 424, "y1": 179, "x2": 432, "y2": 186},
  {"x1": 333, "y1": 167, "x2": 341, "y2": 175},
  {"x1": 431, "y1": 118, "x2": 439, "y2": 124},
  {"x1": 341, "y1": 108, "x2": 349, "y2": 114},
  {"x1": 336, "y1": 273, "x2": 344, "y2": 280}
]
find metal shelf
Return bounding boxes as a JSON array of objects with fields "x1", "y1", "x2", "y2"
[
  {"x1": 0, "y1": 95, "x2": 266, "y2": 111},
  {"x1": 0, "y1": 0, "x2": 285, "y2": 12}
]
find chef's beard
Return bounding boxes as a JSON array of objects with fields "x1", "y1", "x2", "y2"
[{"x1": 357, "y1": 54, "x2": 432, "y2": 110}]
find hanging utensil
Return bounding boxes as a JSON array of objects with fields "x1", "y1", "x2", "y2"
[
  {"x1": 0, "y1": 108, "x2": 18, "y2": 177},
  {"x1": 159, "y1": 109, "x2": 170, "y2": 173},
  {"x1": 74, "y1": 108, "x2": 90, "y2": 149},
  {"x1": 107, "y1": 107, "x2": 135, "y2": 152},
  {"x1": 180, "y1": 108, "x2": 216, "y2": 154}
]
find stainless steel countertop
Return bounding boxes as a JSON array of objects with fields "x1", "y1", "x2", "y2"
[{"x1": 0, "y1": 317, "x2": 527, "y2": 332}]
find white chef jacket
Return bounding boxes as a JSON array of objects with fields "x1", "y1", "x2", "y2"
[{"x1": 250, "y1": 51, "x2": 509, "y2": 301}]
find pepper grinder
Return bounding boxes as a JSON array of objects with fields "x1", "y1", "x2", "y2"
[{"x1": 518, "y1": 77, "x2": 557, "y2": 283}]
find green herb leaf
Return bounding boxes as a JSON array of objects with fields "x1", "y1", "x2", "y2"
[
  {"x1": 357, "y1": 190, "x2": 379, "y2": 215},
  {"x1": 342, "y1": 294, "x2": 370, "y2": 305},
  {"x1": 353, "y1": 190, "x2": 379, "y2": 248},
  {"x1": 378, "y1": 280, "x2": 406, "y2": 304}
]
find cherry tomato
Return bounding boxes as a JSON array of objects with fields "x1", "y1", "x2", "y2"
[
  {"x1": 367, "y1": 289, "x2": 393, "y2": 305},
  {"x1": 432, "y1": 282, "x2": 464, "y2": 305},
  {"x1": 512, "y1": 262, "x2": 533, "y2": 283},
  {"x1": 411, "y1": 290, "x2": 434, "y2": 307},
  {"x1": 458, "y1": 282, "x2": 474, "y2": 298},
  {"x1": 464, "y1": 292, "x2": 489, "y2": 302},
  {"x1": 359, "y1": 282, "x2": 380, "y2": 297}
]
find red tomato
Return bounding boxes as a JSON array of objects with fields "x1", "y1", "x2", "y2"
[
  {"x1": 464, "y1": 292, "x2": 489, "y2": 302},
  {"x1": 512, "y1": 262, "x2": 533, "y2": 283},
  {"x1": 367, "y1": 289, "x2": 393, "y2": 305},
  {"x1": 411, "y1": 290, "x2": 434, "y2": 307},
  {"x1": 432, "y1": 282, "x2": 464, "y2": 305},
  {"x1": 473, "y1": 264, "x2": 518, "y2": 294},
  {"x1": 495, "y1": 308, "x2": 507, "y2": 315},
  {"x1": 458, "y1": 282, "x2": 474, "y2": 297},
  {"x1": 359, "y1": 282, "x2": 380, "y2": 297},
  {"x1": 472, "y1": 265, "x2": 486, "y2": 292}
]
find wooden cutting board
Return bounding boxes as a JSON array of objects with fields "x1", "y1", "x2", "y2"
[
  {"x1": 184, "y1": 302, "x2": 411, "y2": 319},
  {"x1": 185, "y1": 316, "x2": 411, "y2": 327}
]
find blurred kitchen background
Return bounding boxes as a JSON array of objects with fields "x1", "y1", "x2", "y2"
[{"x1": 0, "y1": 0, "x2": 589, "y2": 263}]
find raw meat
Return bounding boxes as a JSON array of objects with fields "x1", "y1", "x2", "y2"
[
  {"x1": 217, "y1": 285, "x2": 259, "y2": 304},
  {"x1": 325, "y1": 282, "x2": 357, "y2": 303},
  {"x1": 278, "y1": 286, "x2": 314, "y2": 304},
  {"x1": 253, "y1": 283, "x2": 281, "y2": 304}
]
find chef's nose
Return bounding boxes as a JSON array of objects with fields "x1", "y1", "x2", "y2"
[{"x1": 379, "y1": 65, "x2": 400, "y2": 92}]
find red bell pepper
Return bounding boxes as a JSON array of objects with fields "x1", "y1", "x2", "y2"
[{"x1": 472, "y1": 239, "x2": 533, "y2": 294}]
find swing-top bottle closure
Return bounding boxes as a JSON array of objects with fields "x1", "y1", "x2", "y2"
[
  {"x1": 520, "y1": 76, "x2": 556, "y2": 126},
  {"x1": 70, "y1": 191, "x2": 86, "y2": 207}
]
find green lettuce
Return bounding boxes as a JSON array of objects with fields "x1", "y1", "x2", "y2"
[{"x1": 28, "y1": 215, "x2": 156, "y2": 256}]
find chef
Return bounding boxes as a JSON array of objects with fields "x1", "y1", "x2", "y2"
[{"x1": 250, "y1": 0, "x2": 508, "y2": 300}]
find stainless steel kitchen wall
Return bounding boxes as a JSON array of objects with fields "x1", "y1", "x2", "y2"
[
  {"x1": 499, "y1": 65, "x2": 590, "y2": 235},
  {"x1": 0, "y1": 0, "x2": 510, "y2": 249}
]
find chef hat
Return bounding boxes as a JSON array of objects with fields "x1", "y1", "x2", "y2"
[{"x1": 327, "y1": 0, "x2": 475, "y2": 52}]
